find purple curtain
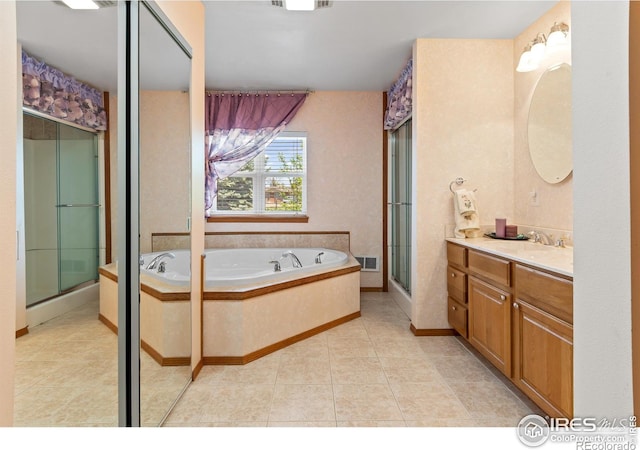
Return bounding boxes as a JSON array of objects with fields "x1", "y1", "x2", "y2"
[
  {"x1": 22, "y1": 50, "x2": 107, "y2": 131},
  {"x1": 205, "y1": 93, "x2": 307, "y2": 215},
  {"x1": 384, "y1": 58, "x2": 412, "y2": 130}
]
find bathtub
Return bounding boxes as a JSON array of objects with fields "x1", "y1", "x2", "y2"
[
  {"x1": 140, "y1": 247, "x2": 349, "y2": 288},
  {"x1": 99, "y1": 246, "x2": 361, "y2": 366}
]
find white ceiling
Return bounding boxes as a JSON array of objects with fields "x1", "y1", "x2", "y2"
[{"x1": 16, "y1": 0, "x2": 558, "y2": 93}]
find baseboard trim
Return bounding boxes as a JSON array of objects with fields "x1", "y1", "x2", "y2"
[
  {"x1": 410, "y1": 324, "x2": 459, "y2": 336},
  {"x1": 99, "y1": 313, "x2": 190, "y2": 366},
  {"x1": 360, "y1": 287, "x2": 383, "y2": 292},
  {"x1": 192, "y1": 359, "x2": 204, "y2": 381},
  {"x1": 15, "y1": 326, "x2": 29, "y2": 338},
  {"x1": 204, "y1": 311, "x2": 361, "y2": 365}
]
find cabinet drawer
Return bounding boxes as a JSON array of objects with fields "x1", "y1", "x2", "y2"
[
  {"x1": 448, "y1": 297, "x2": 468, "y2": 338},
  {"x1": 468, "y1": 250, "x2": 511, "y2": 287},
  {"x1": 447, "y1": 265, "x2": 467, "y2": 303},
  {"x1": 515, "y1": 264, "x2": 573, "y2": 324},
  {"x1": 447, "y1": 243, "x2": 467, "y2": 268}
]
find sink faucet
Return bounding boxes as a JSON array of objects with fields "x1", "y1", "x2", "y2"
[
  {"x1": 146, "y1": 252, "x2": 175, "y2": 270},
  {"x1": 282, "y1": 250, "x2": 303, "y2": 268},
  {"x1": 528, "y1": 231, "x2": 553, "y2": 246}
]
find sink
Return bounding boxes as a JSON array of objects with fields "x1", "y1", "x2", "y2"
[{"x1": 469, "y1": 238, "x2": 573, "y2": 274}]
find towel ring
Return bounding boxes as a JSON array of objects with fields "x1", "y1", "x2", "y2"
[{"x1": 449, "y1": 177, "x2": 466, "y2": 193}]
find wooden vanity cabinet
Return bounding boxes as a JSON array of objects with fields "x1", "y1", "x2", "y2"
[
  {"x1": 445, "y1": 241, "x2": 574, "y2": 419},
  {"x1": 446, "y1": 243, "x2": 468, "y2": 338},
  {"x1": 467, "y1": 249, "x2": 512, "y2": 377},
  {"x1": 513, "y1": 264, "x2": 574, "y2": 418}
]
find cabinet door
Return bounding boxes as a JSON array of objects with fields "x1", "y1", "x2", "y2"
[
  {"x1": 468, "y1": 276, "x2": 511, "y2": 377},
  {"x1": 513, "y1": 299, "x2": 573, "y2": 418}
]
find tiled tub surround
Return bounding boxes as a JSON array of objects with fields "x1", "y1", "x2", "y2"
[
  {"x1": 98, "y1": 248, "x2": 361, "y2": 366},
  {"x1": 150, "y1": 231, "x2": 351, "y2": 254}
]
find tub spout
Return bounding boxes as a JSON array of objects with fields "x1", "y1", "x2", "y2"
[
  {"x1": 146, "y1": 252, "x2": 175, "y2": 270},
  {"x1": 282, "y1": 251, "x2": 303, "y2": 268}
]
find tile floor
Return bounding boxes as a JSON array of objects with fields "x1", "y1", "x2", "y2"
[
  {"x1": 13, "y1": 291, "x2": 542, "y2": 428},
  {"x1": 164, "y1": 291, "x2": 543, "y2": 427},
  {"x1": 14, "y1": 298, "x2": 191, "y2": 427}
]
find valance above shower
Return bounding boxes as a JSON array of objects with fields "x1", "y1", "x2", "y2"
[
  {"x1": 384, "y1": 58, "x2": 413, "y2": 130},
  {"x1": 21, "y1": 50, "x2": 107, "y2": 131}
]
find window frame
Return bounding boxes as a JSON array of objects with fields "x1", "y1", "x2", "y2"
[{"x1": 207, "y1": 131, "x2": 308, "y2": 221}]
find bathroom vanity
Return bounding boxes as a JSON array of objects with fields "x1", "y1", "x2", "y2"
[{"x1": 446, "y1": 237, "x2": 573, "y2": 419}]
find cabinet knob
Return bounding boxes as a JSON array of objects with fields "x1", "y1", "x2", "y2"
[
  {"x1": 451, "y1": 273, "x2": 455, "y2": 278},
  {"x1": 500, "y1": 294, "x2": 506, "y2": 301},
  {"x1": 452, "y1": 305, "x2": 457, "y2": 311},
  {"x1": 513, "y1": 302, "x2": 519, "y2": 309}
]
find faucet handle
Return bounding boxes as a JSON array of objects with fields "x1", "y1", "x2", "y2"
[{"x1": 269, "y1": 260, "x2": 281, "y2": 272}]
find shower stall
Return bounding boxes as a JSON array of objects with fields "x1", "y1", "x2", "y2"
[
  {"x1": 23, "y1": 113, "x2": 100, "y2": 307},
  {"x1": 390, "y1": 118, "x2": 412, "y2": 295}
]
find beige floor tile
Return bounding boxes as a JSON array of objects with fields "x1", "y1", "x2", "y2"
[
  {"x1": 199, "y1": 384, "x2": 274, "y2": 422},
  {"x1": 276, "y1": 357, "x2": 332, "y2": 384},
  {"x1": 390, "y1": 382, "x2": 473, "y2": 421},
  {"x1": 333, "y1": 384, "x2": 403, "y2": 421},
  {"x1": 324, "y1": 318, "x2": 369, "y2": 339},
  {"x1": 269, "y1": 384, "x2": 335, "y2": 422},
  {"x1": 446, "y1": 381, "x2": 534, "y2": 420},
  {"x1": 406, "y1": 418, "x2": 477, "y2": 427},
  {"x1": 327, "y1": 336, "x2": 377, "y2": 358},
  {"x1": 370, "y1": 337, "x2": 426, "y2": 358},
  {"x1": 429, "y1": 354, "x2": 498, "y2": 383},
  {"x1": 330, "y1": 357, "x2": 387, "y2": 384},
  {"x1": 417, "y1": 336, "x2": 471, "y2": 357},
  {"x1": 338, "y1": 420, "x2": 406, "y2": 427},
  {"x1": 268, "y1": 421, "x2": 337, "y2": 427}
]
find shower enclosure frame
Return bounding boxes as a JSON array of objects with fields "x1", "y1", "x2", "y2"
[{"x1": 22, "y1": 109, "x2": 101, "y2": 309}]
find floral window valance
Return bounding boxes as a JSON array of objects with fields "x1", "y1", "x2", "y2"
[
  {"x1": 22, "y1": 50, "x2": 107, "y2": 131},
  {"x1": 384, "y1": 58, "x2": 412, "y2": 130}
]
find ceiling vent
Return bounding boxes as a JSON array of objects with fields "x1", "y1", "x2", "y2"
[
  {"x1": 271, "y1": 1, "x2": 333, "y2": 10},
  {"x1": 54, "y1": 0, "x2": 117, "y2": 8}
]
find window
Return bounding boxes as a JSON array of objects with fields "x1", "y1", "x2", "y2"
[{"x1": 213, "y1": 132, "x2": 307, "y2": 216}]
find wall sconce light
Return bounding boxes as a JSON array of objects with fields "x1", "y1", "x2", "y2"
[
  {"x1": 547, "y1": 22, "x2": 570, "y2": 49},
  {"x1": 516, "y1": 22, "x2": 570, "y2": 73},
  {"x1": 516, "y1": 43, "x2": 538, "y2": 73}
]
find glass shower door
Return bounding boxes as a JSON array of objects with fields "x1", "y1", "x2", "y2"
[
  {"x1": 390, "y1": 119, "x2": 412, "y2": 294},
  {"x1": 57, "y1": 123, "x2": 99, "y2": 292},
  {"x1": 24, "y1": 113, "x2": 99, "y2": 306}
]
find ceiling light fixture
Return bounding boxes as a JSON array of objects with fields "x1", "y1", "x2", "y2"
[
  {"x1": 516, "y1": 22, "x2": 570, "y2": 73},
  {"x1": 272, "y1": 1, "x2": 332, "y2": 11},
  {"x1": 62, "y1": 0, "x2": 99, "y2": 9},
  {"x1": 285, "y1": 0, "x2": 315, "y2": 11}
]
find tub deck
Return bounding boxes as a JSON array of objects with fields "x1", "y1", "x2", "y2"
[{"x1": 98, "y1": 253, "x2": 361, "y2": 365}]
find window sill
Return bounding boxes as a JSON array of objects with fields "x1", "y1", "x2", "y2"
[{"x1": 207, "y1": 215, "x2": 309, "y2": 223}]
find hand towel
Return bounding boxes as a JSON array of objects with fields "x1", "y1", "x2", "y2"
[
  {"x1": 455, "y1": 189, "x2": 476, "y2": 218},
  {"x1": 453, "y1": 189, "x2": 481, "y2": 238}
]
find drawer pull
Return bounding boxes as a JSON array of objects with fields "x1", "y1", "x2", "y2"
[
  {"x1": 500, "y1": 294, "x2": 506, "y2": 301},
  {"x1": 513, "y1": 302, "x2": 519, "y2": 309}
]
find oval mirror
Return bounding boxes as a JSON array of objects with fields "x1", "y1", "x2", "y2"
[{"x1": 527, "y1": 62, "x2": 572, "y2": 184}]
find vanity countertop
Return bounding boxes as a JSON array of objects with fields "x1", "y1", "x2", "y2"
[{"x1": 446, "y1": 237, "x2": 573, "y2": 278}]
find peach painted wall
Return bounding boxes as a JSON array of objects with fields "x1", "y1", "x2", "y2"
[
  {"x1": 514, "y1": 1, "x2": 572, "y2": 231},
  {"x1": 139, "y1": 90, "x2": 191, "y2": 254},
  {"x1": 205, "y1": 91, "x2": 384, "y2": 289},
  {"x1": 0, "y1": 0, "x2": 17, "y2": 426},
  {"x1": 412, "y1": 38, "x2": 514, "y2": 330}
]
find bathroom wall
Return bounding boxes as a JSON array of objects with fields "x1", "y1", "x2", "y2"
[
  {"x1": 0, "y1": 0, "x2": 17, "y2": 426},
  {"x1": 514, "y1": 1, "x2": 572, "y2": 231},
  {"x1": 139, "y1": 90, "x2": 191, "y2": 254},
  {"x1": 412, "y1": 38, "x2": 514, "y2": 330},
  {"x1": 108, "y1": 90, "x2": 191, "y2": 256},
  {"x1": 206, "y1": 91, "x2": 384, "y2": 289}
]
